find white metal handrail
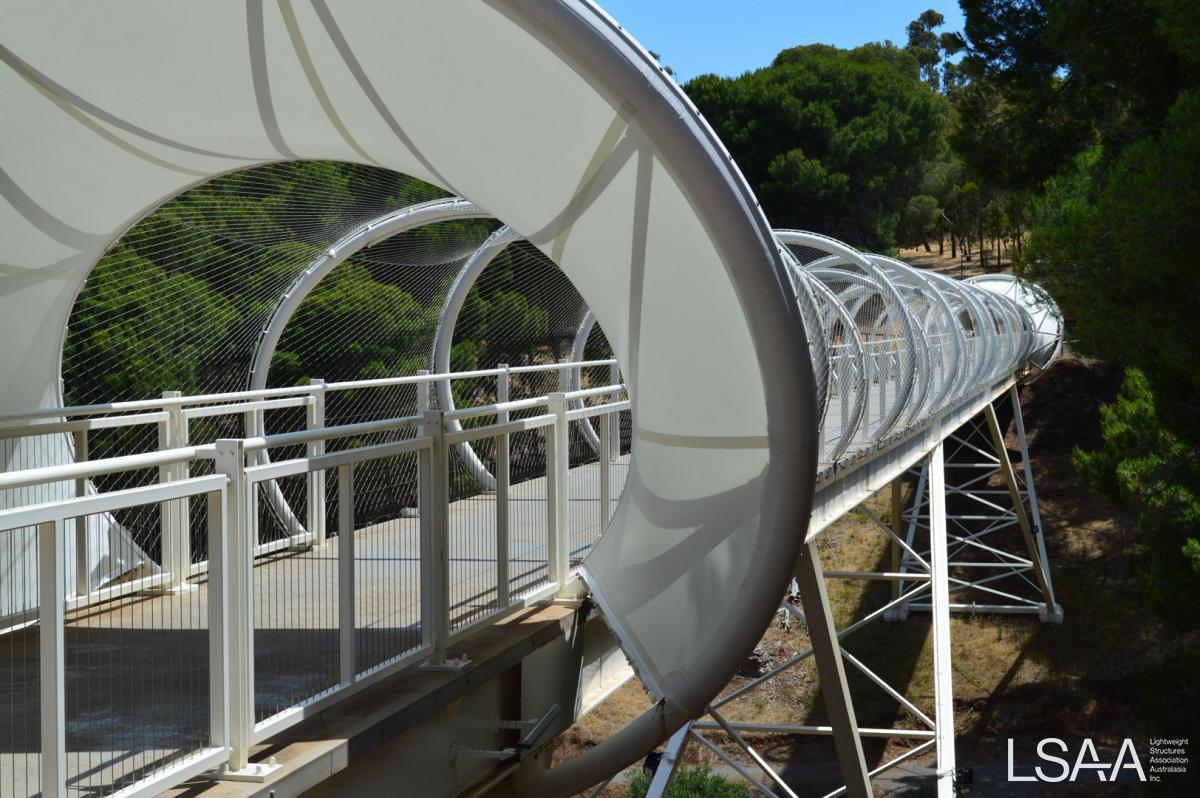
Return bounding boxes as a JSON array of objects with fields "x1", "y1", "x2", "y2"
[
  {"x1": 5, "y1": 474, "x2": 230, "y2": 798},
  {"x1": 1, "y1": 383, "x2": 632, "y2": 797},
  {"x1": 0, "y1": 359, "x2": 620, "y2": 426}
]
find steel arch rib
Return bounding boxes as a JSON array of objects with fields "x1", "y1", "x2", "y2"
[
  {"x1": 242, "y1": 197, "x2": 492, "y2": 532},
  {"x1": 869, "y1": 255, "x2": 966, "y2": 416},
  {"x1": 431, "y1": 225, "x2": 522, "y2": 490},
  {"x1": 775, "y1": 230, "x2": 920, "y2": 441},
  {"x1": 566, "y1": 309, "x2": 607, "y2": 454},
  {"x1": 804, "y1": 274, "x2": 868, "y2": 461},
  {"x1": 247, "y1": 197, "x2": 489, "y2": 392}
]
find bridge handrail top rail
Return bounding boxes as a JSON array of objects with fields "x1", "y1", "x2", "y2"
[
  {"x1": 0, "y1": 359, "x2": 620, "y2": 426},
  {"x1": 0, "y1": 472, "x2": 225, "y2": 530},
  {"x1": 240, "y1": 413, "x2": 425, "y2": 453},
  {"x1": 0, "y1": 445, "x2": 211, "y2": 491},
  {"x1": 0, "y1": 390, "x2": 631, "y2": 492}
]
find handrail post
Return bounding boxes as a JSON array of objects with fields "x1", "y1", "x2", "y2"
[
  {"x1": 39, "y1": 519, "x2": 66, "y2": 798},
  {"x1": 244, "y1": 409, "x2": 262, "y2": 550},
  {"x1": 160, "y1": 390, "x2": 191, "y2": 590},
  {"x1": 495, "y1": 365, "x2": 511, "y2": 609},
  {"x1": 307, "y1": 379, "x2": 327, "y2": 548},
  {"x1": 547, "y1": 392, "x2": 569, "y2": 585},
  {"x1": 207, "y1": 487, "x2": 230, "y2": 754},
  {"x1": 338, "y1": 462, "x2": 355, "y2": 685},
  {"x1": 608, "y1": 361, "x2": 621, "y2": 459},
  {"x1": 214, "y1": 439, "x2": 254, "y2": 772},
  {"x1": 599, "y1": 410, "x2": 611, "y2": 529},
  {"x1": 557, "y1": 357, "x2": 571, "y2": 394},
  {"x1": 420, "y1": 409, "x2": 467, "y2": 671},
  {"x1": 416, "y1": 369, "x2": 430, "y2": 414},
  {"x1": 72, "y1": 429, "x2": 90, "y2": 598}
]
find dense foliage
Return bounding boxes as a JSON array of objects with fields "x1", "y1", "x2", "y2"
[
  {"x1": 952, "y1": 0, "x2": 1200, "y2": 600},
  {"x1": 1074, "y1": 370, "x2": 1200, "y2": 622},
  {"x1": 685, "y1": 43, "x2": 947, "y2": 249},
  {"x1": 64, "y1": 162, "x2": 565, "y2": 406}
]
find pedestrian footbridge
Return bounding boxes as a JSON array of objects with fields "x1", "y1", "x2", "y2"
[{"x1": 0, "y1": 3, "x2": 1064, "y2": 797}]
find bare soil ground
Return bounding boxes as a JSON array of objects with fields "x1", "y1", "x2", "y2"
[
  {"x1": 898, "y1": 242, "x2": 1016, "y2": 279},
  {"x1": 556, "y1": 355, "x2": 1199, "y2": 797}
]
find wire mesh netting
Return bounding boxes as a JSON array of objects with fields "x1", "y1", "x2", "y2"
[{"x1": 0, "y1": 498, "x2": 217, "y2": 798}]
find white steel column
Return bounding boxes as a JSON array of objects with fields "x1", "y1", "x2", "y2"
[
  {"x1": 645, "y1": 723, "x2": 691, "y2": 798},
  {"x1": 214, "y1": 439, "x2": 254, "y2": 773},
  {"x1": 39, "y1": 519, "x2": 66, "y2": 798},
  {"x1": 547, "y1": 392, "x2": 569, "y2": 586},
  {"x1": 890, "y1": 478, "x2": 902, "y2": 605},
  {"x1": 983, "y1": 402, "x2": 1054, "y2": 609},
  {"x1": 338, "y1": 462, "x2": 355, "y2": 685},
  {"x1": 420, "y1": 409, "x2": 467, "y2": 672},
  {"x1": 71, "y1": 429, "x2": 89, "y2": 597},
  {"x1": 495, "y1": 365, "x2": 511, "y2": 609},
  {"x1": 1009, "y1": 386, "x2": 1061, "y2": 621},
  {"x1": 206, "y1": 489, "x2": 230, "y2": 754},
  {"x1": 927, "y1": 442, "x2": 957, "y2": 798},
  {"x1": 794, "y1": 541, "x2": 872, "y2": 798},
  {"x1": 307, "y1": 379, "x2": 327, "y2": 548}
]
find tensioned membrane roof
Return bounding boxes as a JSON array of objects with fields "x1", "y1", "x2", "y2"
[{"x1": 0, "y1": 1, "x2": 817, "y2": 792}]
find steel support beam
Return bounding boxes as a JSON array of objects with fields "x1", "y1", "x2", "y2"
[
  {"x1": 927, "y1": 443, "x2": 957, "y2": 798},
  {"x1": 794, "y1": 541, "x2": 872, "y2": 798},
  {"x1": 982, "y1": 402, "x2": 1053, "y2": 607}
]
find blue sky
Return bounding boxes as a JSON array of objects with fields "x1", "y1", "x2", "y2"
[{"x1": 597, "y1": 1, "x2": 965, "y2": 82}]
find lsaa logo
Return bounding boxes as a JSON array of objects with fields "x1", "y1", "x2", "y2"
[{"x1": 1008, "y1": 738, "x2": 1146, "y2": 782}]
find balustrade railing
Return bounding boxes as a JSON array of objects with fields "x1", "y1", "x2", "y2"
[{"x1": 0, "y1": 363, "x2": 629, "y2": 798}]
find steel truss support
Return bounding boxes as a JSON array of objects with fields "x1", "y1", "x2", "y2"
[
  {"x1": 647, "y1": 449, "x2": 964, "y2": 798},
  {"x1": 896, "y1": 392, "x2": 1062, "y2": 623}
]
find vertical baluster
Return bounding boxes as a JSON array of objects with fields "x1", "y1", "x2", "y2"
[
  {"x1": 160, "y1": 390, "x2": 190, "y2": 588},
  {"x1": 495, "y1": 365, "x2": 510, "y2": 609},
  {"x1": 338, "y1": 462, "x2": 355, "y2": 685},
  {"x1": 547, "y1": 393, "x2": 569, "y2": 587},
  {"x1": 599, "y1": 411, "x2": 611, "y2": 529},
  {"x1": 244, "y1": 409, "x2": 262, "y2": 551},
  {"x1": 72, "y1": 429, "x2": 89, "y2": 598},
  {"x1": 608, "y1": 361, "x2": 621, "y2": 461},
  {"x1": 207, "y1": 488, "x2": 229, "y2": 753},
  {"x1": 307, "y1": 379, "x2": 326, "y2": 548},
  {"x1": 39, "y1": 519, "x2": 66, "y2": 798},
  {"x1": 214, "y1": 439, "x2": 253, "y2": 771}
]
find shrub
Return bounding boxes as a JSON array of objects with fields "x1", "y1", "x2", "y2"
[
  {"x1": 1073, "y1": 368, "x2": 1200, "y2": 622},
  {"x1": 625, "y1": 765, "x2": 751, "y2": 798}
]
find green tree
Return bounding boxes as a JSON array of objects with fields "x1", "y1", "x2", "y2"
[
  {"x1": 64, "y1": 244, "x2": 238, "y2": 404},
  {"x1": 897, "y1": 194, "x2": 941, "y2": 249},
  {"x1": 906, "y1": 9, "x2": 947, "y2": 89},
  {"x1": 483, "y1": 290, "x2": 548, "y2": 364},
  {"x1": 270, "y1": 261, "x2": 432, "y2": 386},
  {"x1": 1023, "y1": 93, "x2": 1200, "y2": 430},
  {"x1": 1074, "y1": 370, "x2": 1200, "y2": 622},
  {"x1": 685, "y1": 43, "x2": 946, "y2": 249}
]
